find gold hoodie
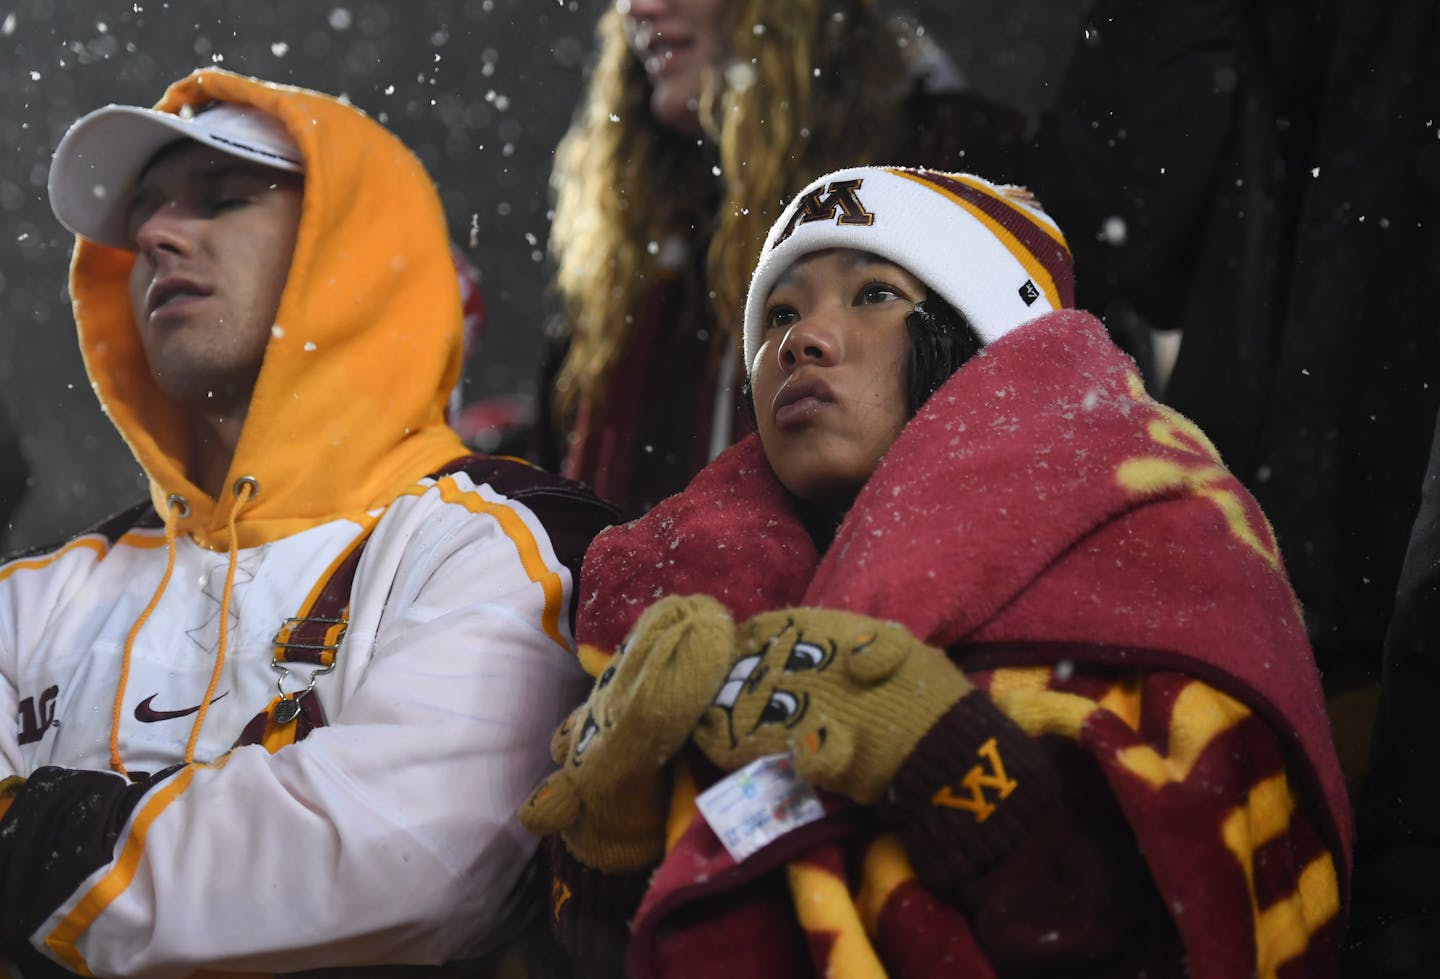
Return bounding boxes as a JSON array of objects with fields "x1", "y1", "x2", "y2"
[
  {"x1": 0, "y1": 70, "x2": 615, "y2": 974},
  {"x1": 72, "y1": 68, "x2": 469, "y2": 550}
]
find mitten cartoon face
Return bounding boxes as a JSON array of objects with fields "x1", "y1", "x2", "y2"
[
  {"x1": 698, "y1": 615, "x2": 847, "y2": 756},
  {"x1": 692, "y1": 608, "x2": 972, "y2": 804},
  {"x1": 520, "y1": 594, "x2": 739, "y2": 872}
]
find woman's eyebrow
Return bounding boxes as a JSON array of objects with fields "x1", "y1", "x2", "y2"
[
  {"x1": 846, "y1": 250, "x2": 900, "y2": 271},
  {"x1": 770, "y1": 266, "x2": 802, "y2": 293},
  {"x1": 768, "y1": 251, "x2": 907, "y2": 297}
]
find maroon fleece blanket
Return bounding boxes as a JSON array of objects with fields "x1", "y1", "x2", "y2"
[{"x1": 577, "y1": 309, "x2": 1350, "y2": 973}]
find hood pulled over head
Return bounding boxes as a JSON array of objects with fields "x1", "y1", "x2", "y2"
[{"x1": 61, "y1": 68, "x2": 468, "y2": 548}]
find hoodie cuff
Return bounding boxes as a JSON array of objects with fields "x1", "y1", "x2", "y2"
[
  {"x1": 543, "y1": 836, "x2": 651, "y2": 979},
  {"x1": 880, "y1": 691, "x2": 1060, "y2": 895}
]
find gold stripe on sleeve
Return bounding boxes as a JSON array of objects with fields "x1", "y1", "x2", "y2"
[{"x1": 429, "y1": 477, "x2": 568, "y2": 650}]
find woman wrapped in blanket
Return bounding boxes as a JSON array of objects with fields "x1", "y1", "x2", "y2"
[{"x1": 520, "y1": 166, "x2": 1351, "y2": 979}]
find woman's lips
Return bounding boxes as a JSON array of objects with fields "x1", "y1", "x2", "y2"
[
  {"x1": 644, "y1": 40, "x2": 693, "y2": 78},
  {"x1": 630, "y1": 18, "x2": 695, "y2": 78},
  {"x1": 775, "y1": 396, "x2": 827, "y2": 427},
  {"x1": 773, "y1": 377, "x2": 833, "y2": 428}
]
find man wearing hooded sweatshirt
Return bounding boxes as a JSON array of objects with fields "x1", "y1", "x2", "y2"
[{"x1": 0, "y1": 69, "x2": 617, "y2": 976}]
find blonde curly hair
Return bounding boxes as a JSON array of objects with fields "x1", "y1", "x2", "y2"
[{"x1": 548, "y1": 0, "x2": 917, "y2": 416}]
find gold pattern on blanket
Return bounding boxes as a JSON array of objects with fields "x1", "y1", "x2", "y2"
[{"x1": 1115, "y1": 373, "x2": 1281, "y2": 570}]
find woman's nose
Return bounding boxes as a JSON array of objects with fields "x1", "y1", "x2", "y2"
[{"x1": 778, "y1": 316, "x2": 840, "y2": 372}]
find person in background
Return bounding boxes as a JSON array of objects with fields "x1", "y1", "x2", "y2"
[
  {"x1": 1347, "y1": 406, "x2": 1440, "y2": 975},
  {"x1": 0, "y1": 68, "x2": 614, "y2": 976},
  {"x1": 1029, "y1": 0, "x2": 1440, "y2": 772},
  {"x1": 522, "y1": 166, "x2": 1349, "y2": 978},
  {"x1": 535, "y1": 0, "x2": 1026, "y2": 516}
]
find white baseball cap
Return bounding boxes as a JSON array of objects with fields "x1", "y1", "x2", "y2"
[{"x1": 48, "y1": 101, "x2": 304, "y2": 250}]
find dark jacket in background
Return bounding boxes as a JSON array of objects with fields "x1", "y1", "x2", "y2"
[
  {"x1": 1031, "y1": 0, "x2": 1440, "y2": 687},
  {"x1": 1348, "y1": 407, "x2": 1440, "y2": 975}
]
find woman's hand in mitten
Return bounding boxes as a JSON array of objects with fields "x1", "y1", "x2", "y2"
[
  {"x1": 691, "y1": 607, "x2": 974, "y2": 805},
  {"x1": 519, "y1": 594, "x2": 739, "y2": 873}
]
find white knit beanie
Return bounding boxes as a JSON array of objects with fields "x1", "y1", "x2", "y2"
[{"x1": 742, "y1": 166, "x2": 1074, "y2": 375}]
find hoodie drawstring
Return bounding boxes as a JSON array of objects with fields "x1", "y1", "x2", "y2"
[
  {"x1": 109, "y1": 478, "x2": 258, "y2": 778},
  {"x1": 183, "y1": 477, "x2": 256, "y2": 763},
  {"x1": 111, "y1": 494, "x2": 185, "y2": 777}
]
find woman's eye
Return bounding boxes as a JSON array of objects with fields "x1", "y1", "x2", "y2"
[
  {"x1": 766, "y1": 304, "x2": 799, "y2": 330},
  {"x1": 857, "y1": 282, "x2": 902, "y2": 305}
]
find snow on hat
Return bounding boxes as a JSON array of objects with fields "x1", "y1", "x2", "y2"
[
  {"x1": 743, "y1": 166, "x2": 1074, "y2": 375},
  {"x1": 49, "y1": 101, "x2": 303, "y2": 250}
]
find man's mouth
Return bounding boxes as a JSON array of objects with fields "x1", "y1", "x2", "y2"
[{"x1": 147, "y1": 276, "x2": 211, "y2": 316}]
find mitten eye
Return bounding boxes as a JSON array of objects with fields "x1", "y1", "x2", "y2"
[
  {"x1": 785, "y1": 641, "x2": 826, "y2": 672},
  {"x1": 759, "y1": 689, "x2": 800, "y2": 725},
  {"x1": 573, "y1": 712, "x2": 599, "y2": 759},
  {"x1": 596, "y1": 664, "x2": 617, "y2": 690}
]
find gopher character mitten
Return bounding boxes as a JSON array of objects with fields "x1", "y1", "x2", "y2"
[
  {"x1": 520, "y1": 594, "x2": 739, "y2": 873},
  {"x1": 691, "y1": 608, "x2": 974, "y2": 805}
]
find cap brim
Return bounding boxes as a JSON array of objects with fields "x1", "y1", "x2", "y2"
[{"x1": 48, "y1": 105, "x2": 302, "y2": 250}]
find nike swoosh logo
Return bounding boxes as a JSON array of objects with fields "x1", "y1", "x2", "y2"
[{"x1": 134, "y1": 691, "x2": 229, "y2": 723}]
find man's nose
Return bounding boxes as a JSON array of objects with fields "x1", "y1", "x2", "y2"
[{"x1": 132, "y1": 202, "x2": 195, "y2": 262}]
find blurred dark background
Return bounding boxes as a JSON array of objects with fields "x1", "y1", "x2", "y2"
[{"x1": 0, "y1": 0, "x2": 1086, "y2": 551}]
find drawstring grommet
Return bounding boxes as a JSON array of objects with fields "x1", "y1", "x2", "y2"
[
  {"x1": 166, "y1": 493, "x2": 191, "y2": 518},
  {"x1": 232, "y1": 476, "x2": 261, "y2": 500}
]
